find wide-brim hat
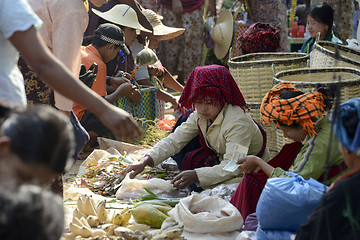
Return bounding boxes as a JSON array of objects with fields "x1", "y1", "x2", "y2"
[
  {"x1": 142, "y1": 9, "x2": 185, "y2": 41},
  {"x1": 92, "y1": 4, "x2": 152, "y2": 33},
  {"x1": 211, "y1": 9, "x2": 233, "y2": 60}
]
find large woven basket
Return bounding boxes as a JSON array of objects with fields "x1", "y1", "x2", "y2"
[
  {"x1": 273, "y1": 67, "x2": 360, "y2": 151},
  {"x1": 247, "y1": 102, "x2": 278, "y2": 157},
  {"x1": 310, "y1": 41, "x2": 360, "y2": 69},
  {"x1": 228, "y1": 52, "x2": 309, "y2": 103}
]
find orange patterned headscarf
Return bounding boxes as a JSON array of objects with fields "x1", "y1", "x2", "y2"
[{"x1": 260, "y1": 82, "x2": 326, "y2": 137}]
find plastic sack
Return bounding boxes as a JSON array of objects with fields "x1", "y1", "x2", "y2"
[
  {"x1": 346, "y1": 39, "x2": 360, "y2": 50},
  {"x1": 256, "y1": 172, "x2": 328, "y2": 231},
  {"x1": 115, "y1": 174, "x2": 178, "y2": 200},
  {"x1": 168, "y1": 194, "x2": 243, "y2": 234},
  {"x1": 256, "y1": 227, "x2": 296, "y2": 240},
  {"x1": 78, "y1": 148, "x2": 137, "y2": 176},
  {"x1": 135, "y1": 39, "x2": 158, "y2": 66}
]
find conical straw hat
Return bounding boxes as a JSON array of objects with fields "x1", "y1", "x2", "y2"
[
  {"x1": 211, "y1": 9, "x2": 233, "y2": 60},
  {"x1": 92, "y1": 4, "x2": 152, "y2": 33},
  {"x1": 142, "y1": 9, "x2": 185, "y2": 40}
]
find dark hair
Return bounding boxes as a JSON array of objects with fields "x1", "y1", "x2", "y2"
[
  {"x1": 307, "y1": 2, "x2": 334, "y2": 30},
  {"x1": 0, "y1": 105, "x2": 74, "y2": 174},
  {"x1": 0, "y1": 185, "x2": 64, "y2": 240},
  {"x1": 92, "y1": 23, "x2": 125, "y2": 48},
  {"x1": 315, "y1": 84, "x2": 336, "y2": 111},
  {"x1": 343, "y1": 110, "x2": 359, "y2": 140}
]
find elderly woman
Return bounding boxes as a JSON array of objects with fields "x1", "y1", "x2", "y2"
[
  {"x1": 230, "y1": 82, "x2": 347, "y2": 220},
  {"x1": 296, "y1": 98, "x2": 360, "y2": 240}
]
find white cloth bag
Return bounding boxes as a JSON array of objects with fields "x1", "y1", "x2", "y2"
[{"x1": 168, "y1": 194, "x2": 243, "y2": 234}]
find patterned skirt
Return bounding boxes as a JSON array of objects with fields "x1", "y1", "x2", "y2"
[
  {"x1": 18, "y1": 56, "x2": 62, "y2": 196},
  {"x1": 18, "y1": 56, "x2": 55, "y2": 106},
  {"x1": 157, "y1": 5, "x2": 205, "y2": 84}
]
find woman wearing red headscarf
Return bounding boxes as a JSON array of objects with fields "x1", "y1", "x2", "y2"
[{"x1": 122, "y1": 64, "x2": 270, "y2": 189}]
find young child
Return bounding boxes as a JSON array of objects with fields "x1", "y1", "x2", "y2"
[
  {"x1": 0, "y1": 105, "x2": 73, "y2": 239},
  {"x1": 296, "y1": 97, "x2": 360, "y2": 240},
  {"x1": 73, "y1": 23, "x2": 141, "y2": 140},
  {"x1": 230, "y1": 82, "x2": 346, "y2": 220},
  {"x1": 122, "y1": 64, "x2": 270, "y2": 189},
  {"x1": 0, "y1": 184, "x2": 65, "y2": 240},
  {"x1": 0, "y1": 105, "x2": 74, "y2": 188},
  {"x1": 131, "y1": 9, "x2": 185, "y2": 116}
]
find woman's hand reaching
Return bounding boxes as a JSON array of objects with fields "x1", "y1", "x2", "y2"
[{"x1": 171, "y1": 170, "x2": 198, "y2": 189}]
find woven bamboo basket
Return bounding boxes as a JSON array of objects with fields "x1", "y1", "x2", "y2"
[
  {"x1": 310, "y1": 41, "x2": 360, "y2": 69},
  {"x1": 273, "y1": 67, "x2": 360, "y2": 152},
  {"x1": 228, "y1": 52, "x2": 309, "y2": 103},
  {"x1": 247, "y1": 102, "x2": 278, "y2": 157}
]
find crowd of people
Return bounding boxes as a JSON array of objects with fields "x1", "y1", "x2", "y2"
[{"x1": 0, "y1": 0, "x2": 359, "y2": 239}]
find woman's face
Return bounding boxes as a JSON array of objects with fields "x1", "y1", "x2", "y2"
[
  {"x1": 306, "y1": 15, "x2": 329, "y2": 39},
  {"x1": 123, "y1": 27, "x2": 137, "y2": 46},
  {"x1": 194, "y1": 98, "x2": 223, "y2": 122},
  {"x1": 278, "y1": 125, "x2": 307, "y2": 142}
]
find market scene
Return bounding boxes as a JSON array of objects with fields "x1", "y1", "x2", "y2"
[{"x1": 1, "y1": 0, "x2": 360, "y2": 239}]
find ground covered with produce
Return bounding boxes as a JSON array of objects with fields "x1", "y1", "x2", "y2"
[{"x1": 62, "y1": 117, "x2": 189, "y2": 240}]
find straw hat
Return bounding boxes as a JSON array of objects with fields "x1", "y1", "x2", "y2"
[
  {"x1": 142, "y1": 9, "x2": 185, "y2": 40},
  {"x1": 211, "y1": 9, "x2": 233, "y2": 60},
  {"x1": 92, "y1": 4, "x2": 152, "y2": 33}
]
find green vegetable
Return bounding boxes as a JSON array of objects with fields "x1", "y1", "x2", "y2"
[{"x1": 133, "y1": 188, "x2": 181, "y2": 207}]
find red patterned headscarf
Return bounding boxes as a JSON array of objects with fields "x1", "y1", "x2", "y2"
[
  {"x1": 238, "y1": 22, "x2": 280, "y2": 54},
  {"x1": 261, "y1": 82, "x2": 326, "y2": 137},
  {"x1": 178, "y1": 65, "x2": 247, "y2": 112}
]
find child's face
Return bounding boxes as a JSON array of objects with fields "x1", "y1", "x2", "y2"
[
  {"x1": 3, "y1": 152, "x2": 55, "y2": 185},
  {"x1": 194, "y1": 97, "x2": 223, "y2": 122},
  {"x1": 149, "y1": 36, "x2": 161, "y2": 50},
  {"x1": 123, "y1": 27, "x2": 137, "y2": 46},
  {"x1": 103, "y1": 44, "x2": 121, "y2": 63}
]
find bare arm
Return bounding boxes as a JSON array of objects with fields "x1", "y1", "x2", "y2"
[
  {"x1": 105, "y1": 83, "x2": 141, "y2": 105},
  {"x1": 10, "y1": 26, "x2": 141, "y2": 142},
  {"x1": 237, "y1": 156, "x2": 274, "y2": 177},
  {"x1": 158, "y1": 69, "x2": 184, "y2": 93},
  {"x1": 137, "y1": 79, "x2": 178, "y2": 108}
]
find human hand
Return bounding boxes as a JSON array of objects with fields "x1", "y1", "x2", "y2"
[
  {"x1": 237, "y1": 156, "x2": 261, "y2": 174},
  {"x1": 119, "y1": 83, "x2": 142, "y2": 105},
  {"x1": 170, "y1": 97, "x2": 178, "y2": 110},
  {"x1": 148, "y1": 66, "x2": 165, "y2": 78},
  {"x1": 98, "y1": 104, "x2": 141, "y2": 142},
  {"x1": 109, "y1": 76, "x2": 130, "y2": 88},
  {"x1": 172, "y1": 0, "x2": 183, "y2": 18},
  {"x1": 171, "y1": 170, "x2": 198, "y2": 189},
  {"x1": 121, "y1": 155, "x2": 154, "y2": 178},
  {"x1": 79, "y1": 63, "x2": 97, "y2": 88}
]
